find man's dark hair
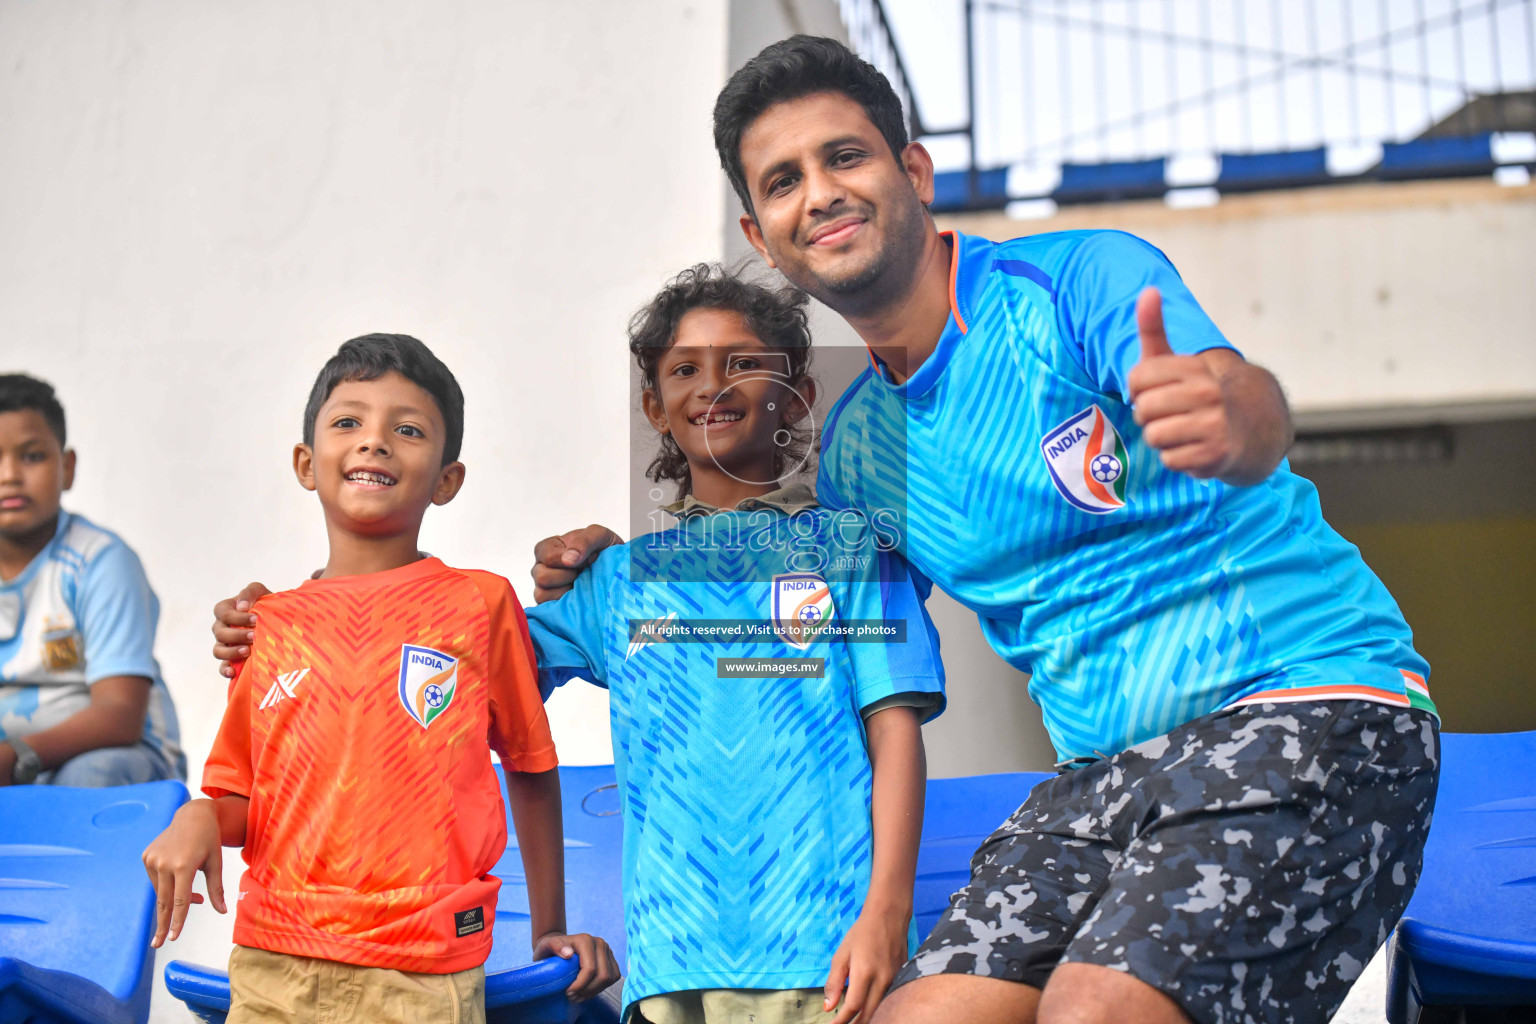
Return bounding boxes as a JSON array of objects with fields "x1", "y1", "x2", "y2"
[
  {"x1": 713, "y1": 34, "x2": 909, "y2": 217},
  {"x1": 629, "y1": 264, "x2": 814, "y2": 496},
  {"x1": 302, "y1": 334, "x2": 465, "y2": 465},
  {"x1": 0, "y1": 374, "x2": 67, "y2": 446}
]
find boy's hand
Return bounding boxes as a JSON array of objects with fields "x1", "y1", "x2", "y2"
[
  {"x1": 211, "y1": 582, "x2": 272, "y2": 677},
  {"x1": 532, "y1": 930, "x2": 621, "y2": 1001},
  {"x1": 823, "y1": 906, "x2": 908, "y2": 1024},
  {"x1": 142, "y1": 799, "x2": 227, "y2": 947},
  {"x1": 530, "y1": 526, "x2": 622, "y2": 603}
]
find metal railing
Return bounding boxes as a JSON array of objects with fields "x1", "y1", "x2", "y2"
[{"x1": 842, "y1": 0, "x2": 1536, "y2": 211}]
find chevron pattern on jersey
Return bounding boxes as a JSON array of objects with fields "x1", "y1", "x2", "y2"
[
  {"x1": 528, "y1": 510, "x2": 941, "y2": 1007},
  {"x1": 819, "y1": 229, "x2": 1432, "y2": 761},
  {"x1": 203, "y1": 559, "x2": 553, "y2": 973}
]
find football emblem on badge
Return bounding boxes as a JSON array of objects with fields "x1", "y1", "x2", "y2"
[
  {"x1": 1040, "y1": 405, "x2": 1129, "y2": 514},
  {"x1": 397, "y1": 644, "x2": 458, "y2": 728},
  {"x1": 772, "y1": 573, "x2": 834, "y2": 650}
]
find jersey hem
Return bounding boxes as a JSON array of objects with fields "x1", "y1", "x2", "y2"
[
  {"x1": 624, "y1": 968, "x2": 847, "y2": 1013},
  {"x1": 1223, "y1": 680, "x2": 1439, "y2": 719},
  {"x1": 232, "y1": 923, "x2": 491, "y2": 975}
]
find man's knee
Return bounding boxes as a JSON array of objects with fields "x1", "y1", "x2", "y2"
[
  {"x1": 1037, "y1": 963, "x2": 1190, "y2": 1024},
  {"x1": 47, "y1": 745, "x2": 165, "y2": 787},
  {"x1": 872, "y1": 974, "x2": 1040, "y2": 1024}
]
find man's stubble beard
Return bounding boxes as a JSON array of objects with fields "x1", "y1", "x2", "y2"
[{"x1": 774, "y1": 195, "x2": 931, "y2": 322}]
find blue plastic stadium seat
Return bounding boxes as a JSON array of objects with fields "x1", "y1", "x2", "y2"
[
  {"x1": 164, "y1": 955, "x2": 605, "y2": 1024},
  {"x1": 916, "y1": 772, "x2": 1050, "y2": 938},
  {"x1": 1054, "y1": 158, "x2": 1167, "y2": 205},
  {"x1": 0, "y1": 779, "x2": 189, "y2": 1024},
  {"x1": 163, "y1": 764, "x2": 625, "y2": 1024},
  {"x1": 1216, "y1": 147, "x2": 1331, "y2": 193},
  {"x1": 1386, "y1": 731, "x2": 1536, "y2": 1023},
  {"x1": 929, "y1": 167, "x2": 1009, "y2": 213},
  {"x1": 1377, "y1": 134, "x2": 1497, "y2": 181},
  {"x1": 163, "y1": 764, "x2": 1059, "y2": 1021}
]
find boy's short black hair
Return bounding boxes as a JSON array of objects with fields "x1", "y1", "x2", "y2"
[
  {"x1": 713, "y1": 35, "x2": 909, "y2": 217},
  {"x1": 303, "y1": 334, "x2": 465, "y2": 465},
  {"x1": 629, "y1": 264, "x2": 814, "y2": 496},
  {"x1": 0, "y1": 374, "x2": 67, "y2": 446}
]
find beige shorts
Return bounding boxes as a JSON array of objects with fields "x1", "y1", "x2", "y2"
[
  {"x1": 226, "y1": 945, "x2": 485, "y2": 1024},
  {"x1": 636, "y1": 989, "x2": 834, "y2": 1024}
]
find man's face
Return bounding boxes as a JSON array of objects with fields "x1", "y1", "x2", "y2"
[
  {"x1": 0, "y1": 409, "x2": 73, "y2": 542},
  {"x1": 296, "y1": 372, "x2": 462, "y2": 535},
  {"x1": 737, "y1": 91, "x2": 933, "y2": 314}
]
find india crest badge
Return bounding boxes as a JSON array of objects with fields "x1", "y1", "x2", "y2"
[
  {"x1": 1040, "y1": 404, "x2": 1129, "y2": 514},
  {"x1": 771, "y1": 573, "x2": 834, "y2": 650},
  {"x1": 397, "y1": 644, "x2": 458, "y2": 729}
]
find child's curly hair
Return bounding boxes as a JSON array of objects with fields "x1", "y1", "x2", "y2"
[{"x1": 629, "y1": 264, "x2": 816, "y2": 498}]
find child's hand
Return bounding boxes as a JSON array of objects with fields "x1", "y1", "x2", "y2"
[
  {"x1": 211, "y1": 582, "x2": 272, "y2": 677},
  {"x1": 532, "y1": 930, "x2": 621, "y2": 1002},
  {"x1": 142, "y1": 799, "x2": 227, "y2": 947},
  {"x1": 823, "y1": 907, "x2": 909, "y2": 1024}
]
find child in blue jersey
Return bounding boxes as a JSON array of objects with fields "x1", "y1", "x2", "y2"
[
  {"x1": 526, "y1": 265, "x2": 945, "y2": 1024},
  {"x1": 0, "y1": 374, "x2": 185, "y2": 788}
]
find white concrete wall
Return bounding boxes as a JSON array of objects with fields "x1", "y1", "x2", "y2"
[{"x1": 0, "y1": 2, "x2": 731, "y2": 1016}]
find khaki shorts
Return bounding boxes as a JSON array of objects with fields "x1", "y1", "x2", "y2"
[
  {"x1": 637, "y1": 989, "x2": 834, "y2": 1024},
  {"x1": 227, "y1": 945, "x2": 485, "y2": 1024}
]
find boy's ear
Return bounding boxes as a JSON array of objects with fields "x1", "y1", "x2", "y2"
[
  {"x1": 60, "y1": 449, "x2": 76, "y2": 492},
  {"x1": 292, "y1": 444, "x2": 317, "y2": 492},
  {"x1": 783, "y1": 379, "x2": 818, "y2": 425},
  {"x1": 641, "y1": 390, "x2": 671, "y2": 436},
  {"x1": 431, "y1": 461, "x2": 466, "y2": 507}
]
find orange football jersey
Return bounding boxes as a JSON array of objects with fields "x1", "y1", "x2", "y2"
[{"x1": 202, "y1": 557, "x2": 557, "y2": 973}]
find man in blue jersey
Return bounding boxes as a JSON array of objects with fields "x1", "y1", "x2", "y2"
[{"x1": 532, "y1": 35, "x2": 1439, "y2": 1024}]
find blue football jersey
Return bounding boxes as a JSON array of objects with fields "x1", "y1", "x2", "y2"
[
  {"x1": 818, "y1": 229, "x2": 1433, "y2": 762},
  {"x1": 0, "y1": 511, "x2": 184, "y2": 772},
  {"x1": 525, "y1": 501, "x2": 944, "y2": 1013}
]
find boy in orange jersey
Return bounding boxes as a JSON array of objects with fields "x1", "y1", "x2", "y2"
[{"x1": 142, "y1": 334, "x2": 618, "y2": 1023}]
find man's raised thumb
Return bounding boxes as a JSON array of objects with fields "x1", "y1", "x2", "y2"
[{"x1": 1137, "y1": 286, "x2": 1172, "y2": 360}]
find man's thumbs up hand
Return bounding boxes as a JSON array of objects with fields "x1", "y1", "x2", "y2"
[
  {"x1": 1137, "y1": 286, "x2": 1174, "y2": 360},
  {"x1": 1127, "y1": 287, "x2": 1238, "y2": 480}
]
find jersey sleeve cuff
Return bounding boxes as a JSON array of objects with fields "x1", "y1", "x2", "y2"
[
  {"x1": 498, "y1": 745, "x2": 559, "y2": 774},
  {"x1": 858, "y1": 683, "x2": 947, "y2": 723},
  {"x1": 201, "y1": 767, "x2": 251, "y2": 801},
  {"x1": 85, "y1": 661, "x2": 159, "y2": 685}
]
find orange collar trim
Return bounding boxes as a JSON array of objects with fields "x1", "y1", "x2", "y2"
[
  {"x1": 864, "y1": 229, "x2": 968, "y2": 376},
  {"x1": 940, "y1": 229, "x2": 968, "y2": 334}
]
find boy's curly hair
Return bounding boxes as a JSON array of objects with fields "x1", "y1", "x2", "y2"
[{"x1": 629, "y1": 264, "x2": 815, "y2": 498}]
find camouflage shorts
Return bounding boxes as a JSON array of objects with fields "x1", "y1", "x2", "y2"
[{"x1": 892, "y1": 700, "x2": 1440, "y2": 1024}]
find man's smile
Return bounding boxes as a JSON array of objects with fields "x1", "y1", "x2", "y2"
[{"x1": 806, "y1": 216, "x2": 865, "y2": 247}]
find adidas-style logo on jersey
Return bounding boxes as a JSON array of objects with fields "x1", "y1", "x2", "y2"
[
  {"x1": 627, "y1": 611, "x2": 678, "y2": 660},
  {"x1": 397, "y1": 644, "x2": 458, "y2": 728},
  {"x1": 772, "y1": 573, "x2": 834, "y2": 650},
  {"x1": 259, "y1": 668, "x2": 310, "y2": 710},
  {"x1": 1041, "y1": 405, "x2": 1128, "y2": 514}
]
